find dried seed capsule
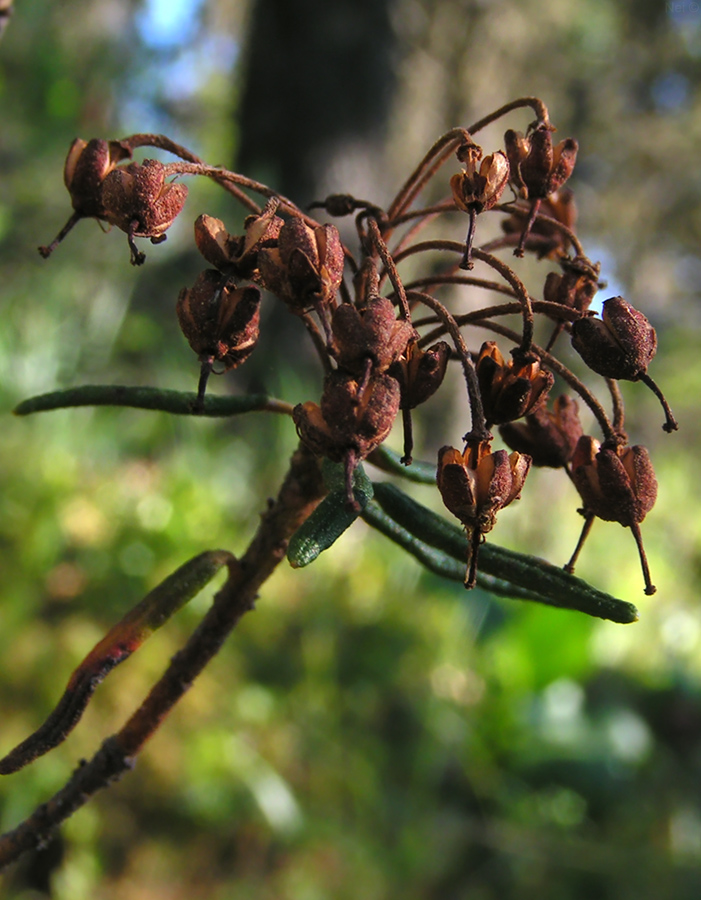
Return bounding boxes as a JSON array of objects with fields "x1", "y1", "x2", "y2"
[
  {"x1": 500, "y1": 395, "x2": 583, "y2": 468},
  {"x1": 101, "y1": 159, "x2": 188, "y2": 265},
  {"x1": 293, "y1": 371, "x2": 401, "y2": 509},
  {"x1": 437, "y1": 439, "x2": 531, "y2": 588},
  {"x1": 176, "y1": 269, "x2": 261, "y2": 407},
  {"x1": 388, "y1": 338, "x2": 450, "y2": 465},
  {"x1": 505, "y1": 124, "x2": 578, "y2": 201},
  {"x1": 571, "y1": 297, "x2": 677, "y2": 432},
  {"x1": 332, "y1": 297, "x2": 415, "y2": 377},
  {"x1": 475, "y1": 341, "x2": 553, "y2": 427},
  {"x1": 569, "y1": 437, "x2": 658, "y2": 594},
  {"x1": 504, "y1": 123, "x2": 578, "y2": 257},
  {"x1": 450, "y1": 146, "x2": 510, "y2": 214},
  {"x1": 450, "y1": 142, "x2": 509, "y2": 269},
  {"x1": 39, "y1": 137, "x2": 133, "y2": 259},
  {"x1": 63, "y1": 138, "x2": 132, "y2": 217},
  {"x1": 543, "y1": 257, "x2": 600, "y2": 315},
  {"x1": 392, "y1": 339, "x2": 450, "y2": 410},
  {"x1": 571, "y1": 296, "x2": 656, "y2": 380},
  {"x1": 258, "y1": 216, "x2": 345, "y2": 312},
  {"x1": 193, "y1": 214, "x2": 239, "y2": 271}
]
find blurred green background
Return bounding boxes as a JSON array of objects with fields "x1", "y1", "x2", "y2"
[{"x1": 1, "y1": 0, "x2": 701, "y2": 897}]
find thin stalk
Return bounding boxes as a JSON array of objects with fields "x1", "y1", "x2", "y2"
[
  {"x1": 367, "y1": 218, "x2": 411, "y2": 320},
  {"x1": 467, "y1": 96, "x2": 550, "y2": 135},
  {"x1": 638, "y1": 372, "x2": 679, "y2": 433},
  {"x1": 387, "y1": 128, "x2": 472, "y2": 221},
  {"x1": 406, "y1": 290, "x2": 490, "y2": 442},
  {"x1": 606, "y1": 377, "x2": 627, "y2": 436},
  {"x1": 470, "y1": 248, "x2": 534, "y2": 354},
  {"x1": 492, "y1": 201, "x2": 585, "y2": 257}
]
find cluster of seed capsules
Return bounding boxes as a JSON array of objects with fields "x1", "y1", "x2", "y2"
[{"x1": 39, "y1": 100, "x2": 678, "y2": 595}]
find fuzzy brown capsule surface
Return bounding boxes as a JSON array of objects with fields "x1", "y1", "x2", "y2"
[
  {"x1": 505, "y1": 124, "x2": 578, "y2": 200},
  {"x1": 332, "y1": 297, "x2": 415, "y2": 377},
  {"x1": 294, "y1": 371, "x2": 401, "y2": 464},
  {"x1": 475, "y1": 341, "x2": 554, "y2": 427},
  {"x1": 571, "y1": 296, "x2": 657, "y2": 380},
  {"x1": 63, "y1": 138, "x2": 133, "y2": 218},
  {"x1": 500, "y1": 395, "x2": 583, "y2": 468},
  {"x1": 258, "y1": 217, "x2": 344, "y2": 312},
  {"x1": 101, "y1": 159, "x2": 188, "y2": 263},
  {"x1": 176, "y1": 270, "x2": 261, "y2": 371}
]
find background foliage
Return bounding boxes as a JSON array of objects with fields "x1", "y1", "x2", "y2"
[{"x1": 1, "y1": 0, "x2": 701, "y2": 897}]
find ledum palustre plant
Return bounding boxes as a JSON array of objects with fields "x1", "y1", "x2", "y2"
[{"x1": 0, "y1": 96, "x2": 677, "y2": 868}]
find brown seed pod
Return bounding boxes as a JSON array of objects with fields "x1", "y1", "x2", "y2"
[
  {"x1": 63, "y1": 138, "x2": 133, "y2": 217},
  {"x1": 450, "y1": 146, "x2": 510, "y2": 214},
  {"x1": 475, "y1": 341, "x2": 554, "y2": 427},
  {"x1": 505, "y1": 124, "x2": 578, "y2": 201},
  {"x1": 101, "y1": 159, "x2": 188, "y2": 265},
  {"x1": 294, "y1": 371, "x2": 401, "y2": 510},
  {"x1": 332, "y1": 297, "x2": 415, "y2": 378},
  {"x1": 294, "y1": 371, "x2": 401, "y2": 464},
  {"x1": 258, "y1": 216, "x2": 345, "y2": 312},
  {"x1": 499, "y1": 395, "x2": 583, "y2": 468},
  {"x1": 571, "y1": 296, "x2": 657, "y2": 380},
  {"x1": 451, "y1": 142, "x2": 509, "y2": 269},
  {"x1": 176, "y1": 269, "x2": 261, "y2": 408},
  {"x1": 38, "y1": 137, "x2": 133, "y2": 259},
  {"x1": 569, "y1": 436, "x2": 658, "y2": 594},
  {"x1": 437, "y1": 439, "x2": 531, "y2": 588}
]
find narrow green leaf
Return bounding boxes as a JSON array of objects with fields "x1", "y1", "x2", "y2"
[
  {"x1": 361, "y1": 501, "x2": 546, "y2": 601},
  {"x1": 287, "y1": 463, "x2": 374, "y2": 568},
  {"x1": 369, "y1": 482, "x2": 639, "y2": 624},
  {"x1": 368, "y1": 444, "x2": 437, "y2": 484},
  {"x1": 0, "y1": 550, "x2": 234, "y2": 775}
]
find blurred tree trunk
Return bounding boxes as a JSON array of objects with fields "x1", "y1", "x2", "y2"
[{"x1": 236, "y1": 0, "x2": 399, "y2": 203}]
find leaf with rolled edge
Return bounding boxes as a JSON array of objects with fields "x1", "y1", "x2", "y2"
[
  {"x1": 287, "y1": 462, "x2": 374, "y2": 568},
  {"x1": 361, "y1": 501, "x2": 548, "y2": 602},
  {"x1": 367, "y1": 481, "x2": 639, "y2": 624},
  {"x1": 13, "y1": 385, "x2": 293, "y2": 418},
  {"x1": 367, "y1": 444, "x2": 437, "y2": 484},
  {"x1": 0, "y1": 550, "x2": 235, "y2": 775}
]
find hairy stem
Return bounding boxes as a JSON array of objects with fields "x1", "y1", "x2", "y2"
[{"x1": 0, "y1": 444, "x2": 326, "y2": 870}]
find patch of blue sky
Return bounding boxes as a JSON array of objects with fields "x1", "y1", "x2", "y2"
[
  {"x1": 136, "y1": 0, "x2": 204, "y2": 49},
  {"x1": 159, "y1": 35, "x2": 239, "y2": 102},
  {"x1": 582, "y1": 245, "x2": 625, "y2": 314}
]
